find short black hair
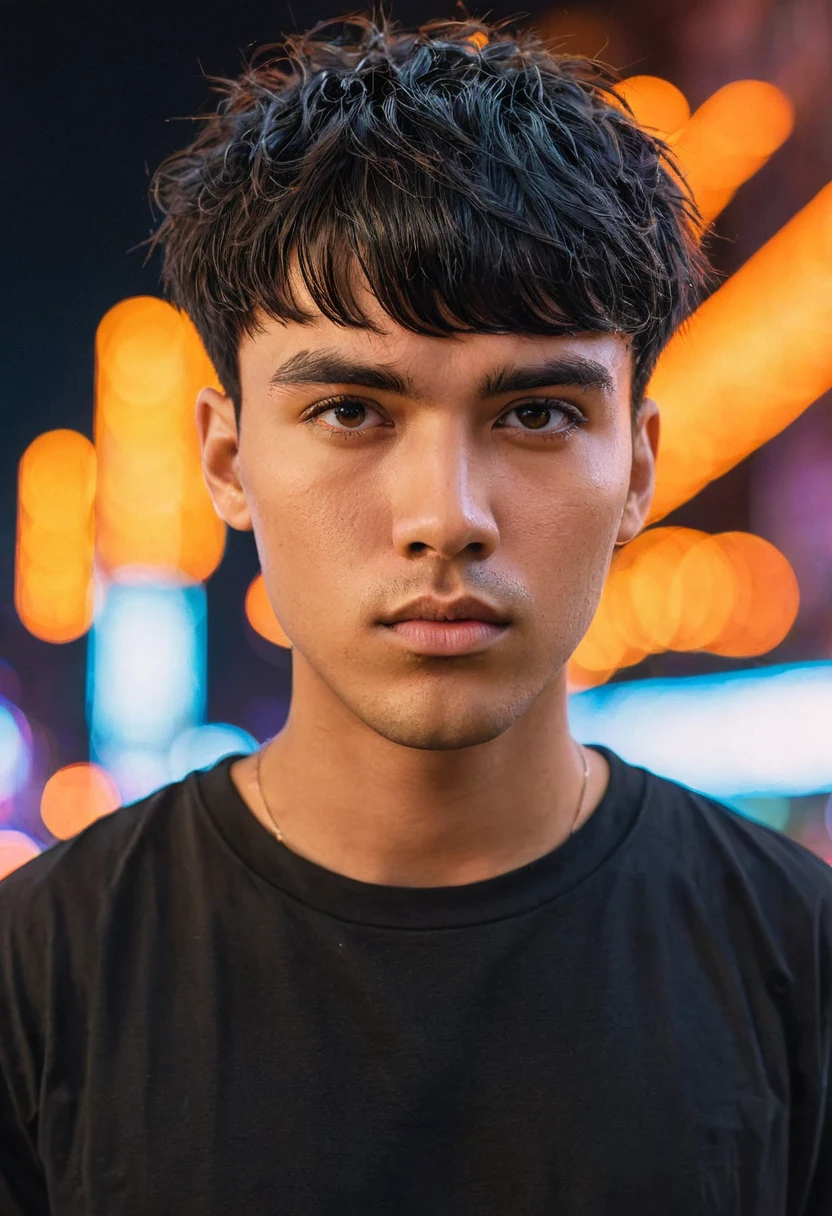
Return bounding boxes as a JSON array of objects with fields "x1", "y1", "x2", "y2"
[{"x1": 145, "y1": 7, "x2": 714, "y2": 425}]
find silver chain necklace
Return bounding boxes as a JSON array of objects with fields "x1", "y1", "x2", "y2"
[{"x1": 254, "y1": 740, "x2": 590, "y2": 847}]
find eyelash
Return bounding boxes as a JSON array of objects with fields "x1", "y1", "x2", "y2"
[{"x1": 302, "y1": 395, "x2": 587, "y2": 442}]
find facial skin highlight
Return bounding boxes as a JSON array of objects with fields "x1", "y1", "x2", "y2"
[{"x1": 197, "y1": 264, "x2": 660, "y2": 886}]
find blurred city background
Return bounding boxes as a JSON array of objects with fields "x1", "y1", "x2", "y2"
[{"x1": 2, "y1": 0, "x2": 832, "y2": 875}]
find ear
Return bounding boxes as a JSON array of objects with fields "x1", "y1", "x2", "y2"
[
  {"x1": 614, "y1": 396, "x2": 660, "y2": 547},
  {"x1": 195, "y1": 387, "x2": 253, "y2": 532}
]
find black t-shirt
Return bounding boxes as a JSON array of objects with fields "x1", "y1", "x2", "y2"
[{"x1": 0, "y1": 744, "x2": 830, "y2": 1215}]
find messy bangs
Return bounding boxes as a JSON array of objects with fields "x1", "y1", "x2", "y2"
[{"x1": 146, "y1": 10, "x2": 713, "y2": 420}]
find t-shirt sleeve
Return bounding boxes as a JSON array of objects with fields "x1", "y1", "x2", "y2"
[
  {"x1": 801, "y1": 887, "x2": 832, "y2": 1215},
  {"x1": 0, "y1": 871, "x2": 52, "y2": 1214}
]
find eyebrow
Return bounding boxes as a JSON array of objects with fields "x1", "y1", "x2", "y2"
[{"x1": 267, "y1": 348, "x2": 616, "y2": 401}]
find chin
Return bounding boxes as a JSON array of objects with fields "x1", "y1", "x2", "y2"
[{"x1": 352, "y1": 688, "x2": 532, "y2": 752}]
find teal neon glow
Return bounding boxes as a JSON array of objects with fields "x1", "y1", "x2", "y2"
[{"x1": 568, "y1": 661, "x2": 832, "y2": 799}]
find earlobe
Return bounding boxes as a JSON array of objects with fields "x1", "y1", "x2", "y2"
[{"x1": 196, "y1": 387, "x2": 254, "y2": 533}]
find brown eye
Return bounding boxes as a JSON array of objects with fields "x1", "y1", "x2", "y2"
[
  {"x1": 499, "y1": 401, "x2": 585, "y2": 436},
  {"x1": 327, "y1": 403, "x2": 368, "y2": 429},
  {"x1": 515, "y1": 406, "x2": 552, "y2": 429},
  {"x1": 304, "y1": 397, "x2": 386, "y2": 438}
]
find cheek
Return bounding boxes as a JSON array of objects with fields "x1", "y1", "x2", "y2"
[
  {"x1": 247, "y1": 463, "x2": 369, "y2": 616},
  {"x1": 516, "y1": 452, "x2": 628, "y2": 559},
  {"x1": 513, "y1": 457, "x2": 629, "y2": 631},
  {"x1": 571, "y1": 442, "x2": 633, "y2": 551}
]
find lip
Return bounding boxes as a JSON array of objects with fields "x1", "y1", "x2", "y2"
[
  {"x1": 380, "y1": 594, "x2": 510, "y2": 626},
  {"x1": 380, "y1": 619, "x2": 510, "y2": 655}
]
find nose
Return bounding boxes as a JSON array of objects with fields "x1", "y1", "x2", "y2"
[{"x1": 388, "y1": 420, "x2": 500, "y2": 561}]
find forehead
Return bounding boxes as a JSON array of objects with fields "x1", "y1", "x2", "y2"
[{"x1": 240, "y1": 260, "x2": 633, "y2": 398}]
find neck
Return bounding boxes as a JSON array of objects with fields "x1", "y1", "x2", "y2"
[{"x1": 231, "y1": 657, "x2": 608, "y2": 888}]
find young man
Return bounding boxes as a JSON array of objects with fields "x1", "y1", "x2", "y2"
[{"x1": 1, "y1": 12, "x2": 829, "y2": 1214}]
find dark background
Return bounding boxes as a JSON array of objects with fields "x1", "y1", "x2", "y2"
[{"x1": 3, "y1": 0, "x2": 831, "y2": 794}]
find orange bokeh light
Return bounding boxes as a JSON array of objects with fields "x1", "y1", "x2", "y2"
[
  {"x1": 668, "y1": 535, "x2": 740, "y2": 651},
  {"x1": 245, "y1": 574, "x2": 293, "y2": 649},
  {"x1": 572, "y1": 526, "x2": 800, "y2": 677},
  {"x1": 0, "y1": 831, "x2": 41, "y2": 881},
  {"x1": 94, "y1": 297, "x2": 226, "y2": 580},
  {"x1": 15, "y1": 430, "x2": 96, "y2": 643},
  {"x1": 647, "y1": 180, "x2": 832, "y2": 523},
  {"x1": 94, "y1": 296, "x2": 191, "y2": 410},
  {"x1": 615, "y1": 75, "x2": 690, "y2": 139},
  {"x1": 669, "y1": 80, "x2": 794, "y2": 231},
  {"x1": 615, "y1": 527, "x2": 701, "y2": 652},
  {"x1": 707, "y1": 532, "x2": 800, "y2": 656},
  {"x1": 40, "y1": 763, "x2": 122, "y2": 840}
]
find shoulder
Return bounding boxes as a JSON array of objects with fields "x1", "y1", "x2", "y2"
[
  {"x1": 0, "y1": 769, "x2": 212, "y2": 1082},
  {"x1": 0, "y1": 771, "x2": 197, "y2": 937},
  {"x1": 641, "y1": 762, "x2": 832, "y2": 893},
  {"x1": 631, "y1": 759, "x2": 832, "y2": 957}
]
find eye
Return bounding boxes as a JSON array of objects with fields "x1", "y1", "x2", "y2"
[
  {"x1": 497, "y1": 401, "x2": 586, "y2": 437},
  {"x1": 303, "y1": 397, "x2": 387, "y2": 438},
  {"x1": 302, "y1": 396, "x2": 586, "y2": 440}
]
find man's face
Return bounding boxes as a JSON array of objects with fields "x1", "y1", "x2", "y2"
[{"x1": 198, "y1": 273, "x2": 658, "y2": 752}]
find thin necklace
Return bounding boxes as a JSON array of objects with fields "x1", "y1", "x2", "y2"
[{"x1": 254, "y1": 740, "x2": 591, "y2": 848}]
